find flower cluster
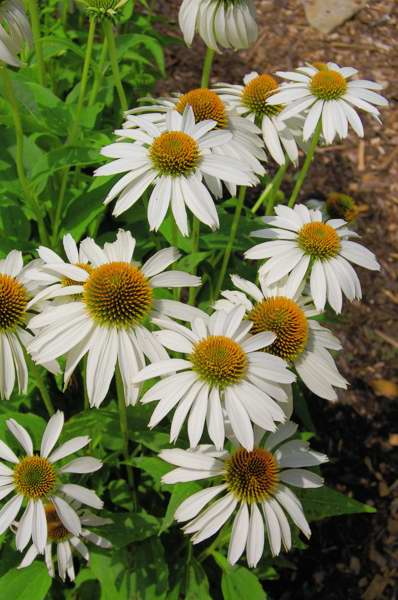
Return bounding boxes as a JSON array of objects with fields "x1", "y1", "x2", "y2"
[{"x1": 0, "y1": 0, "x2": 388, "y2": 582}]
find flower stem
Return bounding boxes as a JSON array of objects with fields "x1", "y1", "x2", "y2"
[
  {"x1": 26, "y1": 355, "x2": 55, "y2": 416},
  {"x1": 28, "y1": 0, "x2": 46, "y2": 86},
  {"x1": 213, "y1": 186, "x2": 246, "y2": 301},
  {"x1": 115, "y1": 366, "x2": 137, "y2": 507},
  {"x1": 288, "y1": 121, "x2": 322, "y2": 208},
  {"x1": 201, "y1": 48, "x2": 215, "y2": 88},
  {"x1": 0, "y1": 67, "x2": 49, "y2": 245},
  {"x1": 265, "y1": 160, "x2": 288, "y2": 216},
  {"x1": 103, "y1": 19, "x2": 128, "y2": 112},
  {"x1": 89, "y1": 37, "x2": 108, "y2": 106},
  {"x1": 188, "y1": 217, "x2": 200, "y2": 305},
  {"x1": 51, "y1": 16, "x2": 97, "y2": 245}
]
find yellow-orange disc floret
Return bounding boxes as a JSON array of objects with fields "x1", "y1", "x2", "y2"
[
  {"x1": 45, "y1": 503, "x2": 71, "y2": 541},
  {"x1": 310, "y1": 70, "x2": 347, "y2": 101},
  {"x1": 176, "y1": 88, "x2": 228, "y2": 128},
  {"x1": 190, "y1": 335, "x2": 248, "y2": 389},
  {"x1": 83, "y1": 262, "x2": 153, "y2": 328},
  {"x1": 248, "y1": 297, "x2": 308, "y2": 362},
  {"x1": 14, "y1": 456, "x2": 57, "y2": 500},
  {"x1": 149, "y1": 131, "x2": 200, "y2": 177},
  {"x1": 61, "y1": 263, "x2": 94, "y2": 287},
  {"x1": 0, "y1": 274, "x2": 28, "y2": 333},
  {"x1": 225, "y1": 447, "x2": 279, "y2": 503},
  {"x1": 297, "y1": 221, "x2": 341, "y2": 260},
  {"x1": 241, "y1": 74, "x2": 283, "y2": 117}
]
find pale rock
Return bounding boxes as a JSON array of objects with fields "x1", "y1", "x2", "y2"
[{"x1": 302, "y1": 0, "x2": 368, "y2": 34}]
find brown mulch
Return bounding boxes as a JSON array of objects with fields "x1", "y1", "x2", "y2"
[{"x1": 151, "y1": 1, "x2": 398, "y2": 598}]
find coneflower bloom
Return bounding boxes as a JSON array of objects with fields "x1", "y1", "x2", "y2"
[
  {"x1": 18, "y1": 502, "x2": 111, "y2": 581},
  {"x1": 215, "y1": 275, "x2": 348, "y2": 401},
  {"x1": 178, "y1": 0, "x2": 258, "y2": 52},
  {"x1": 0, "y1": 250, "x2": 59, "y2": 400},
  {"x1": 28, "y1": 230, "x2": 202, "y2": 407},
  {"x1": 0, "y1": 1, "x2": 31, "y2": 67},
  {"x1": 0, "y1": 411, "x2": 102, "y2": 554},
  {"x1": 160, "y1": 421, "x2": 327, "y2": 567},
  {"x1": 214, "y1": 72, "x2": 299, "y2": 165},
  {"x1": 267, "y1": 62, "x2": 388, "y2": 144},
  {"x1": 94, "y1": 107, "x2": 257, "y2": 236},
  {"x1": 245, "y1": 204, "x2": 379, "y2": 313},
  {"x1": 124, "y1": 87, "x2": 266, "y2": 199},
  {"x1": 133, "y1": 306, "x2": 295, "y2": 450}
]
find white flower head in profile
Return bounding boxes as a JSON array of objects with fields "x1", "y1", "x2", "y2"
[
  {"x1": 0, "y1": 0, "x2": 31, "y2": 67},
  {"x1": 0, "y1": 411, "x2": 102, "y2": 554},
  {"x1": 26, "y1": 234, "x2": 91, "y2": 309},
  {"x1": 133, "y1": 306, "x2": 295, "y2": 451},
  {"x1": 214, "y1": 72, "x2": 299, "y2": 165},
  {"x1": 18, "y1": 502, "x2": 112, "y2": 581},
  {"x1": 124, "y1": 87, "x2": 266, "y2": 199},
  {"x1": 160, "y1": 421, "x2": 327, "y2": 567},
  {"x1": 215, "y1": 274, "x2": 348, "y2": 401},
  {"x1": 245, "y1": 204, "x2": 379, "y2": 314},
  {"x1": 0, "y1": 250, "x2": 60, "y2": 400},
  {"x1": 94, "y1": 106, "x2": 258, "y2": 236},
  {"x1": 178, "y1": 0, "x2": 257, "y2": 52},
  {"x1": 267, "y1": 62, "x2": 388, "y2": 144},
  {"x1": 27, "y1": 230, "x2": 202, "y2": 408}
]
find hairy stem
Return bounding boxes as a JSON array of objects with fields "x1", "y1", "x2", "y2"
[
  {"x1": 213, "y1": 186, "x2": 247, "y2": 301},
  {"x1": 115, "y1": 366, "x2": 137, "y2": 508},
  {"x1": 103, "y1": 19, "x2": 128, "y2": 112},
  {"x1": 28, "y1": 0, "x2": 46, "y2": 86},
  {"x1": 288, "y1": 121, "x2": 322, "y2": 208}
]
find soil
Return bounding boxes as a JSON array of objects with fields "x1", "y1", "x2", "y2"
[{"x1": 152, "y1": 1, "x2": 398, "y2": 598}]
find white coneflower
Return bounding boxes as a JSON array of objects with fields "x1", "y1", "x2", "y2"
[
  {"x1": 124, "y1": 87, "x2": 266, "y2": 199},
  {"x1": 245, "y1": 204, "x2": 379, "y2": 314},
  {"x1": 18, "y1": 502, "x2": 111, "y2": 581},
  {"x1": 0, "y1": 250, "x2": 60, "y2": 400},
  {"x1": 0, "y1": 0, "x2": 31, "y2": 67},
  {"x1": 27, "y1": 230, "x2": 202, "y2": 407},
  {"x1": 178, "y1": 0, "x2": 257, "y2": 52},
  {"x1": 160, "y1": 421, "x2": 327, "y2": 567},
  {"x1": 133, "y1": 306, "x2": 295, "y2": 451},
  {"x1": 214, "y1": 72, "x2": 299, "y2": 165},
  {"x1": 26, "y1": 234, "x2": 91, "y2": 308},
  {"x1": 267, "y1": 62, "x2": 388, "y2": 144},
  {"x1": 215, "y1": 275, "x2": 348, "y2": 401},
  {"x1": 0, "y1": 411, "x2": 102, "y2": 553},
  {"x1": 94, "y1": 106, "x2": 258, "y2": 236}
]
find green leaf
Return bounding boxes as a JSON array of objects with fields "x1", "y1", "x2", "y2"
[
  {"x1": 0, "y1": 562, "x2": 52, "y2": 600},
  {"x1": 0, "y1": 410, "x2": 46, "y2": 449},
  {"x1": 99, "y1": 511, "x2": 160, "y2": 548},
  {"x1": 185, "y1": 558, "x2": 212, "y2": 600},
  {"x1": 296, "y1": 486, "x2": 376, "y2": 521},
  {"x1": 221, "y1": 565, "x2": 267, "y2": 600},
  {"x1": 130, "y1": 537, "x2": 169, "y2": 599},
  {"x1": 160, "y1": 481, "x2": 202, "y2": 533},
  {"x1": 132, "y1": 456, "x2": 171, "y2": 486}
]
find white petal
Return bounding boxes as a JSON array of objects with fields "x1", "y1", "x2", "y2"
[
  {"x1": 246, "y1": 504, "x2": 264, "y2": 567},
  {"x1": 228, "y1": 502, "x2": 249, "y2": 565},
  {"x1": 16, "y1": 500, "x2": 34, "y2": 551},
  {"x1": 52, "y1": 496, "x2": 81, "y2": 536},
  {"x1": 60, "y1": 484, "x2": 103, "y2": 509},
  {"x1": 0, "y1": 493, "x2": 23, "y2": 534},
  {"x1": 6, "y1": 419, "x2": 33, "y2": 456},
  {"x1": 48, "y1": 436, "x2": 90, "y2": 463},
  {"x1": 262, "y1": 501, "x2": 281, "y2": 557},
  {"x1": 32, "y1": 500, "x2": 47, "y2": 553},
  {"x1": 40, "y1": 411, "x2": 64, "y2": 458},
  {"x1": 59, "y1": 457, "x2": 102, "y2": 474}
]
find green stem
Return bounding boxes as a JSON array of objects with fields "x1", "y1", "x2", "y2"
[
  {"x1": 0, "y1": 67, "x2": 49, "y2": 245},
  {"x1": 201, "y1": 48, "x2": 215, "y2": 88},
  {"x1": 26, "y1": 356, "x2": 55, "y2": 416},
  {"x1": 288, "y1": 121, "x2": 322, "y2": 208},
  {"x1": 188, "y1": 217, "x2": 200, "y2": 305},
  {"x1": 115, "y1": 367, "x2": 136, "y2": 507},
  {"x1": 28, "y1": 0, "x2": 46, "y2": 86},
  {"x1": 89, "y1": 37, "x2": 108, "y2": 106},
  {"x1": 51, "y1": 17, "x2": 96, "y2": 245},
  {"x1": 251, "y1": 183, "x2": 272, "y2": 215},
  {"x1": 103, "y1": 19, "x2": 128, "y2": 112},
  {"x1": 213, "y1": 186, "x2": 246, "y2": 301},
  {"x1": 266, "y1": 161, "x2": 288, "y2": 215}
]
